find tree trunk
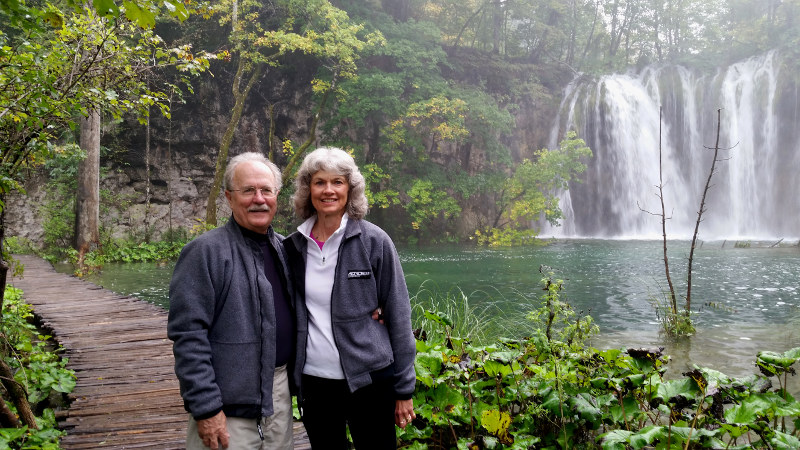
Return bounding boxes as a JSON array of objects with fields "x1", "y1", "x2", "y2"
[
  {"x1": 204, "y1": 60, "x2": 263, "y2": 226},
  {"x1": 491, "y1": 0, "x2": 504, "y2": 54},
  {"x1": 74, "y1": 108, "x2": 101, "y2": 261},
  {"x1": 657, "y1": 108, "x2": 677, "y2": 314},
  {"x1": 0, "y1": 358, "x2": 37, "y2": 429},
  {"x1": 381, "y1": 0, "x2": 410, "y2": 22},
  {"x1": 0, "y1": 198, "x2": 7, "y2": 319},
  {"x1": 282, "y1": 86, "x2": 333, "y2": 179},
  {"x1": 686, "y1": 109, "x2": 723, "y2": 317}
]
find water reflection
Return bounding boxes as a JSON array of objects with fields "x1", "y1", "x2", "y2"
[{"x1": 61, "y1": 239, "x2": 800, "y2": 391}]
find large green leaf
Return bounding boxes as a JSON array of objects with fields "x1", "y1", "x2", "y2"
[
  {"x1": 414, "y1": 353, "x2": 443, "y2": 387},
  {"x1": 770, "y1": 429, "x2": 800, "y2": 449},
  {"x1": 428, "y1": 383, "x2": 465, "y2": 410},
  {"x1": 123, "y1": 1, "x2": 156, "y2": 28},
  {"x1": 484, "y1": 360, "x2": 512, "y2": 378},
  {"x1": 93, "y1": 0, "x2": 119, "y2": 17},
  {"x1": 600, "y1": 429, "x2": 633, "y2": 450},
  {"x1": 651, "y1": 378, "x2": 700, "y2": 404},
  {"x1": 570, "y1": 393, "x2": 602, "y2": 427},
  {"x1": 627, "y1": 425, "x2": 666, "y2": 449}
]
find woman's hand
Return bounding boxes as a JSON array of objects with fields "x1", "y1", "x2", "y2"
[{"x1": 394, "y1": 399, "x2": 416, "y2": 428}]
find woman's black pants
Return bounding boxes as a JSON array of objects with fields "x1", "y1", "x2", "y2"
[{"x1": 301, "y1": 374, "x2": 397, "y2": 449}]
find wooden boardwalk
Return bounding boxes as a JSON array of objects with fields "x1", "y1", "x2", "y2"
[{"x1": 9, "y1": 254, "x2": 310, "y2": 449}]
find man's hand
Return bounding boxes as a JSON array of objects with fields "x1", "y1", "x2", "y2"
[{"x1": 197, "y1": 411, "x2": 230, "y2": 449}]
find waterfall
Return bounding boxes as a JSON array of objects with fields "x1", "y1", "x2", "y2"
[{"x1": 547, "y1": 51, "x2": 800, "y2": 240}]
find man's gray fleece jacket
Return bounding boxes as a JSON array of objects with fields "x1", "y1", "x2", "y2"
[
  {"x1": 167, "y1": 219, "x2": 291, "y2": 419},
  {"x1": 285, "y1": 218, "x2": 416, "y2": 398}
]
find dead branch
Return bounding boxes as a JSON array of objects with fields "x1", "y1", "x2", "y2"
[{"x1": 657, "y1": 107, "x2": 678, "y2": 315}]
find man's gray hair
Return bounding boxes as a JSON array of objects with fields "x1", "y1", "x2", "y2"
[
  {"x1": 292, "y1": 147, "x2": 368, "y2": 220},
  {"x1": 223, "y1": 152, "x2": 282, "y2": 191}
]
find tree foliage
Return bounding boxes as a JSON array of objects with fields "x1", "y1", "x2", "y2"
[
  {"x1": 1, "y1": 1, "x2": 210, "y2": 213},
  {"x1": 476, "y1": 131, "x2": 592, "y2": 247},
  {"x1": 198, "y1": 0, "x2": 383, "y2": 225},
  {"x1": 7, "y1": 0, "x2": 800, "y2": 247},
  {"x1": 0, "y1": 0, "x2": 210, "y2": 429}
]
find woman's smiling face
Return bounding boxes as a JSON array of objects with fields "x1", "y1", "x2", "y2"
[{"x1": 310, "y1": 170, "x2": 349, "y2": 218}]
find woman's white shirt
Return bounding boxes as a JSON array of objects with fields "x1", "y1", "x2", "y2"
[{"x1": 297, "y1": 214, "x2": 349, "y2": 379}]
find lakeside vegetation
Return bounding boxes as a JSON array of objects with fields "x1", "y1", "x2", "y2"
[
  {"x1": 403, "y1": 270, "x2": 800, "y2": 449},
  {"x1": 0, "y1": 286, "x2": 75, "y2": 448}
]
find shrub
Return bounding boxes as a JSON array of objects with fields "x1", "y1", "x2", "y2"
[{"x1": 1, "y1": 286, "x2": 76, "y2": 447}]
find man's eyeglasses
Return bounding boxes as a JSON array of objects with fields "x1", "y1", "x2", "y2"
[{"x1": 228, "y1": 186, "x2": 278, "y2": 198}]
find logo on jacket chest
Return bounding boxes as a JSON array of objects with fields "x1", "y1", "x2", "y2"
[{"x1": 347, "y1": 270, "x2": 372, "y2": 279}]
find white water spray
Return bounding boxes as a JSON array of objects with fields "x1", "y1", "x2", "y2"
[{"x1": 547, "y1": 51, "x2": 800, "y2": 240}]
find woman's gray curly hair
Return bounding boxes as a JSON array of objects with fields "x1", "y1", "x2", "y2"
[
  {"x1": 292, "y1": 147, "x2": 368, "y2": 220},
  {"x1": 223, "y1": 152, "x2": 282, "y2": 191}
]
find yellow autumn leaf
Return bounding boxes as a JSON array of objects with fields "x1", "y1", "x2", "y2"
[{"x1": 481, "y1": 409, "x2": 511, "y2": 435}]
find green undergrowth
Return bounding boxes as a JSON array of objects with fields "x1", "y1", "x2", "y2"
[
  {"x1": 403, "y1": 270, "x2": 800, "y2": 449},
  {"x1": 6, "y1": 235, "x2": 188, "y2": 277},
  {"x1": 1, "y1": 286, "x2": 76, "y2": 449}
]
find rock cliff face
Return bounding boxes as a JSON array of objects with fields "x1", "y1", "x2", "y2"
[{"x1": 5, "y1": 55, "x2": 560, "y2": 246}]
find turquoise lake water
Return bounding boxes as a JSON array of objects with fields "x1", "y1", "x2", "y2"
[{"x1": 64, "y1": 239, "x2": 800, "y2": 384}]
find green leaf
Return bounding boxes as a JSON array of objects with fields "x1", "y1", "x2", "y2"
[
  {"x1": 428, "y1": 384, "x2": 465, "y2": 411},
  {"x1": 651, "y1": 378, "x2": 700, "y2": 405},
  {"x1": 570, "y1": 393, "x2": 602, "y2": 427},
  {"x1": 414, "y1": 353, "x2": 443, "y2": 387},
  {"x1": 483, "y1": 360, "x2": 512, "y2": 378},
  {"x1": 757, "y1": 350, "x2": 797, "y2": 369},
  {"x1": 628, "y1": 425, "x2": 667, "y2": 449},
  {"x1": 770, "y1": 429, "x2": 800, "y2": 449},
  {"x1": 93, "y1": 0, "x2": 119, "y2": 17},
  {"x1": 600, "y1": 429, "x2": 633, "y2": 450},
  {"x1": 163, "y1": 0, "x2": 190, "y2": 21},
  {"x1": 724, "y1": 402, "x2": 758, "y2": 425},
  {"x1": 123, "y1": 1, "x2": 156, "y2": 29}
]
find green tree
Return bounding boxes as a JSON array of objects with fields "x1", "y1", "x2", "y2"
[
  {"x1": 478, "y1": 131, "x2": 592, "y2": 246},
  {"x1": 201, "y1": 0, "x2": 382, "y2": 226},
  {"x1": 1, "y1": 0, "x2": 208, "y2": 292},
  {"x1": 0, "y1": 0, "x2": 208, "y2": 427},
  {"x1": 58, "y1": 5, "x2": 208, "y2": 261}
]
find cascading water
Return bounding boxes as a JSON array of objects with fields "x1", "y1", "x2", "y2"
[{"x1": 547, "y1": 50, "x2": 800, "y2": 240}]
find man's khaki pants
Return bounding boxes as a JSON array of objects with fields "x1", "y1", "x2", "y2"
[{"x1": 186, "y1": 364, "x2": 293, "y2": 449}]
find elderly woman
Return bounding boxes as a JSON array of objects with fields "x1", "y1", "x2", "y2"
[{"x1": 284, "y1": 147, "x2": 416, "y2": 449}]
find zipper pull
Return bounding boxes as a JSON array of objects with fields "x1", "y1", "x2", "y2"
[{"x1": 257, "y1": 420, "x2": 264, "y2": 440}]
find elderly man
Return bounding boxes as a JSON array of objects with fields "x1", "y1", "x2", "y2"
[{"x1": 168, "y1": 152, "x2": 294, "y2": 449}]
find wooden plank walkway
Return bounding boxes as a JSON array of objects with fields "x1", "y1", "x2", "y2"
[{"x1": 9, "y1": 254, "x2": 310, "y2": 449}]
